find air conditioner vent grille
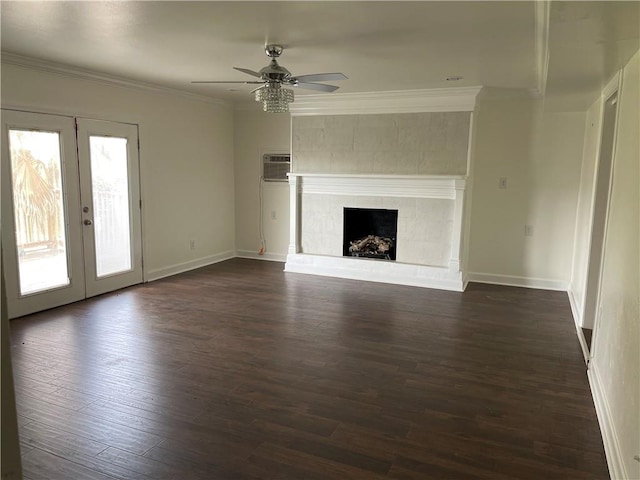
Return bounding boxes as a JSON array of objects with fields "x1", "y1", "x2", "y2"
[
  {"x1": 263, "y1": 153, "x2": 290, "y2": 182},
  {"x1": 266, "y1": 155, "x2": 290, "y2": 163}
]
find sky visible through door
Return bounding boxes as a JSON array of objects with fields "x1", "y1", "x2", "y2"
[{"x1": 89, "y1": 135, "x2": 132, "y2": 277}]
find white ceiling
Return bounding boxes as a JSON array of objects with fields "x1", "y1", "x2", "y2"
[{"x1": 1, "y1": 1, "x2": 638, "y2": 110}]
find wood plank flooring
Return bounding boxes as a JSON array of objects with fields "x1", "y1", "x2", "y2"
[{"x1": 9, "y1": 258, "x2": 608, "y2": 479}]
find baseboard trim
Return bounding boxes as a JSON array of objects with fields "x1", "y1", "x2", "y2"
[
  {"x1": 236, "y1": 250, "x2": 287, "y2": 263},
  {"x1": 568, "y1": 289, "x2": 590, "y2": 364},
  {"x1": 567, "y1": 288, "x2": 584, "y2": 325},
  {"x1": 588, "y1": 363, "x2": 627, "y2": 480},
  {"x1": 145, "y1": 251, "x2": 235, "y2": 281},
  {"x1": 467, "y1": 272, "x2": 568, "y2": 291},
  {"x1": 285, "y1": 253, "x2": 465, "y2": 292}
]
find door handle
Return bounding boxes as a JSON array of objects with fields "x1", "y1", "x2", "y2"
[{"x1": 83, "y1": 219, "x2": 93, "y2": 226}]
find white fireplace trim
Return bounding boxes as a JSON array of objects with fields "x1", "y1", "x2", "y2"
[
  {"x1": 285, "y1": 173, "x2": 468, "y2": 291},
  {"x1": 288, "y1": 173, "x2": 465, "y2": 199}
]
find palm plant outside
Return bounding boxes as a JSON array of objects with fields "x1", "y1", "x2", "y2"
[{"x1": 9, "y1": 130, "x2": 64, "y2": 254}]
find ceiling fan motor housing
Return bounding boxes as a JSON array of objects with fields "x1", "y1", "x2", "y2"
[
  {"x1": 260, "y1": 46, "x2": 291, "y2": 82},
  {"x1": 265, "y1": 44, "x2": 283, "y2": 58},
  {"x1": 259, "y1": 61, "x2": 291, "y2": 82}
]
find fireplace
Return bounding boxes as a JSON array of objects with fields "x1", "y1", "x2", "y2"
[
  {"x1": 285, "y1": 174, "x2": 468, "y2": 292},
  {"x1": 343, "y1": 208, "x2": 398, "y2": 261}
]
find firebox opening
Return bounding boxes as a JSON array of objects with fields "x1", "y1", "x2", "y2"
[{"x1": 343, "y1": 208, "x2": 398, "y2": 261}]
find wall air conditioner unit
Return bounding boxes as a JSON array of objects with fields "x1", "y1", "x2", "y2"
[{"x1": 262, "y1": 153, "x2": 291, "y2": 182}]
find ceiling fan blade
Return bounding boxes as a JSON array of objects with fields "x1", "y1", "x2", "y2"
[
  {"x1": 191, "y1": 81, "x2": 264, "y2": 84},
  {"x1": 295, "y1": 82, "x2": 340, "y2": 92},
  {"x1": 233, "y1": 67, "x2": 262, "y2": 78},
  {"x1": 293, "y1": 73, "x2": 347, "y2": 83}
]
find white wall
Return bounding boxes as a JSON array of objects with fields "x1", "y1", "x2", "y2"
[
  {"x1": 1, "y1": 63, "x2": 235, "y2": 280},
  {"x1": 468, "y1": 94, "x2": 585, "y2": 289},
  {"x1": 527, "y1": 110, "x2": 586, "y2": 281},
  {"x1": 589, "y1": 50, "x2": 639, "y2": 480},
  {"x1": 233, "y1": 107, "x2": 290, "y2": 260},
  {"x1": 468, "y1": 98, "x2": 534, "y2": 282}
]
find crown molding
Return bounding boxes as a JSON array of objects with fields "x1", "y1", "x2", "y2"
[
  {"x1": 601, "y1": 70, "x2": 621, "y2": 99},
  {"x1": 1, "y1": 52, "x2": 232, "y2": 108},
  {"x1": 533, "y1": 0, "x2": 550, "y2": 98},
  {"x1": 289, "y1": 86, "x2": 483, "y2": 116}
]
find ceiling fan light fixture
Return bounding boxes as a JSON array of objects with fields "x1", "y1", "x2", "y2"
[
  {"x1": 255, "y1": 83, "x2": 294, "y2": 113},
  {"x1": 193, "y1": 45, "x2": 345, "y2": 110}
]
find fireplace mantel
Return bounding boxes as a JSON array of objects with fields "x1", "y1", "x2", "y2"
[
  {"x1": 284, "y1": 173, "x2": 468, "y2": 291},
  {"x1": 286, "y1": 173, "x2": 465, "y2": 199}
]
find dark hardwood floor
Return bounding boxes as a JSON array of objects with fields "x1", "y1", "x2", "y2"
[
  {"x1": 9, "y1": 258, "x2": 608, "y2": 479},
  {"x1": 582, "y1": 328, "x2": 593, "y2": 351}
]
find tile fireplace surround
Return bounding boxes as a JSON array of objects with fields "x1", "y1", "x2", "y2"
[
  {"x1": 284, "y1": 173, "x2": 468, "y2": 291},
  {"x1": 284, "y1": 87, "x2": 481, "y2": 291}
]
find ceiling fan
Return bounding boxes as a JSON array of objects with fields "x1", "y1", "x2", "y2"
[
  {"x1": 193, "y1": 44, "x2": 347, "y2": 92},
  {"x1": 192, "y1": 45, "x2": 347, "y2": 112}
]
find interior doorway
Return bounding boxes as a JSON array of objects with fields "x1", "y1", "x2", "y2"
[
  {"x1": 1, "y1": 110, "x2": 143, "y2": 318},
  {"x1": 581, "y1": 89, "x2": 619, "y2": 354}
]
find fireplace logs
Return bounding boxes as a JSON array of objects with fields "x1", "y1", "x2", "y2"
[{"x1": 348, "y1": 235, "x2": 394, "y2": 259}]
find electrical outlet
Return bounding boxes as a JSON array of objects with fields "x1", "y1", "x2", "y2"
[
  {"x1": 498, "y1": 177, "x2": 508, "y2": 189},
  {"x1": 271, "y1": 210, "x2": 276, "y2": 220},
  {"x1": 189, "y1": 239, "x2": 196, "y2": 250},
  {"x1": 524, "y1": 225, "x2": 534, "y2": 237}
]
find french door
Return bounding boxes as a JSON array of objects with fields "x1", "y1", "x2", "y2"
[{"x1": 1, "y1": 110, "x2": 142, "y2": 318}]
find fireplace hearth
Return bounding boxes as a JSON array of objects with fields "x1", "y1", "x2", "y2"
[{"x1": 343, "y1": 208, "x2": 398, "y2": 261}]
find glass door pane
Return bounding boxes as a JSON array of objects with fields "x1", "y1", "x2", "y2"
[
  {"x1": 2, "y1": 110, "x2": 85, "y2": 319},
  {"x1": 89, "y1": 136, "x2": 132, "y2": 277},
  {"x1": 8, "y1": 130, "x2": 70, "y2": 295},
  {"x1": 77, "y1": 118, "x2": 142, "y2": 298}
]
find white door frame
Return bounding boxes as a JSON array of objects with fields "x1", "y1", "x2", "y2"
[
  {"x1": 1, "y1": 110, "x2": 86, "y2": 318},
  {"x1": 1, "y1": 109, "x2": 144, "y2": 318},
  {"x1": 76, "y1": 118, "x2": 143, "y2": 298},
  {"x1": 583, "y1": 72, "x2": 622, "y2": 359}
]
